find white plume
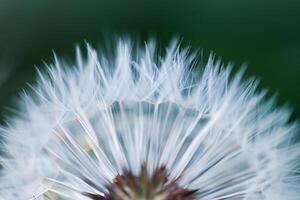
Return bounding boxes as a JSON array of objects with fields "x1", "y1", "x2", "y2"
[{"x1": 0, "y1": 39, "x2": 299, "y2": 200}]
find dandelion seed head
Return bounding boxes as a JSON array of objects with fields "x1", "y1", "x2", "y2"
[{"x1": 0, "y1": 39, "x2": 299, "y2": 200}]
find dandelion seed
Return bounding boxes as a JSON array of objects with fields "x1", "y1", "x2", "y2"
[{"x1": 0, "y1": 39, "x2": 299, "y2": 200}]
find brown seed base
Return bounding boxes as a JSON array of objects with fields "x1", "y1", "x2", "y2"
[{"x1": 83, "y1": 164, "x2": 196, "y2": 200}]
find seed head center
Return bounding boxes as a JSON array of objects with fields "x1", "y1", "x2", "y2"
[{"x1": 84, "y1": 164, "x2": 196, "y2": 200}]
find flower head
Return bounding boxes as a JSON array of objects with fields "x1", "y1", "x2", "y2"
[{"x1": 0, "y1": 40, "x2": 299, "y2": 200}]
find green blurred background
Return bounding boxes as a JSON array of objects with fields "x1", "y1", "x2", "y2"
[{"x1": 0, "y1": 0, "x2": 299, "y2": 121}]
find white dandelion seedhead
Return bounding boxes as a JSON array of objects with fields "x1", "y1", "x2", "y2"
[{"x1": 0, "y1": 39, "x2": 299, "y2": 200}]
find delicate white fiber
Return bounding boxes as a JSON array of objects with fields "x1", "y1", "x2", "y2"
[{"x1": 0, "y1": 39, "x2": 299, "y2": 200}]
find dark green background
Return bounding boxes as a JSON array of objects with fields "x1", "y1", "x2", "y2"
[{"x1": 0, "y1": 0, "x2": 300, "y2": 121}]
